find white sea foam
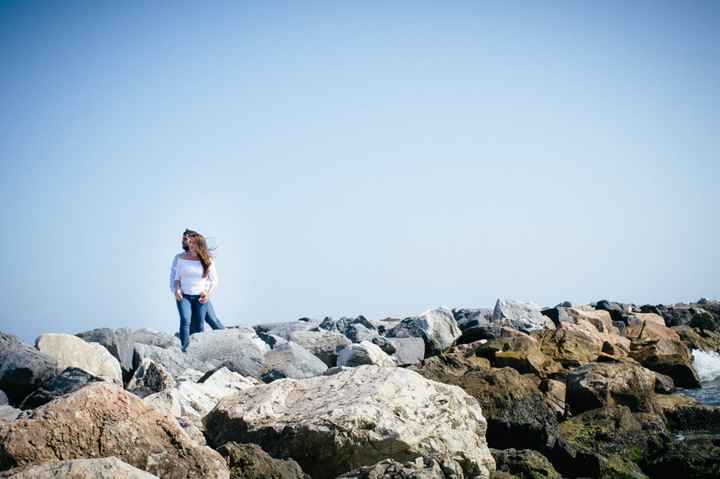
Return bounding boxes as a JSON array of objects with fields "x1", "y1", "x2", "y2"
[{"x1": 692, "y1": 349, "x2": 720, "y2": 382}]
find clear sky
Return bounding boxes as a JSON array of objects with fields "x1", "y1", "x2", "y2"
[{"x1": 1, "y1": 1, "x2": 718, "y2": 344}]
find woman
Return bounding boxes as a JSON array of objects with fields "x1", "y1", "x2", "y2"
[{"x1": 174, "y1": 233, "x2": 218, "y2": 351}]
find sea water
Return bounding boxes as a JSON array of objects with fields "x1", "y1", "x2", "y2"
[{"x1": 679, "y1": 350, "x2": 720, "y2": 406}]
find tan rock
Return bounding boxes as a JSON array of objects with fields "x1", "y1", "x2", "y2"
[
  {"x1": 0, "y1": 457, "x2": 158, "y2": 478},
  {"x1": 35, "y1": 334, "x2": 122, "y2": 384}
]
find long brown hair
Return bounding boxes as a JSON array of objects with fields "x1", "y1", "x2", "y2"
[{"x1": 188, "y1": 233, "x2": 212, "y2": 278}]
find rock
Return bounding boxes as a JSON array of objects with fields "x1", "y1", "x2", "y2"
[
  {"x1": 626, "y1": 316, "x2": 680, "y2": 342},
  {"x1": 673, "y1": 325, "x2": 720, "y2": 352},
  {"x1": 659, "y1": 303, "x2": 720, "y2": 331},
  {"x1": 143, "y1": 389, "x2": 182, "y2": 418},
  {"x1": 642, "y1": 433, "x2": 720, "y2": 479},
  {"x1": 0, "y1": 390, "x2": 7, "y2": 406},
  {"x1": 0, "y1": 406, "x2": 19, "y2": 423},
  {"x1": 629, "y1": 338, "x2": 701, "y2": 388},
  {"x1": 19, "y1": 367, "x2": 104, "y2": 409},
  {"x1": 369, "y1": 336, "x2": 396, "y2": 355},
  {"x1": 336, "y1": 341, "x2": 396, "y2": 368},
  {"x1": 565, "y1": 362, "x2": 657, "y2": 415},
  {"x1": 533, "y1": 326, "x2": 600, "y2": 368},
  {"x1": 492, "y1": 300, "x2": 554, "y2": 333},
  {"x1": 540, "y1": 379, "x2": 566, "y2": 419},
  {"x1": 412, "y1": 356, "x2": 559, "y2": 453},
  {"x1": 261, "y1": 341, "x2": 328, "y2": 381},
  {"x1": 204, "y1": 365, "x2": 495, "y2": 479},
  {"x1": 217, "y1": 442, "x2": 308, "y2": 479},
  {"x1": 0, "y1": 382, "x2": 229, "y2": 478},
  {"x1": 454, "y1": 308, "x2": 500, "y2": 344},
  {"x1": 35, "y1": 334, "x2": 122, "y2": 385},
  {"x1": 491, "y1": 448, "x2": 560, "y2": 479},
  {"x1": 185, "y1": 329, "x2": 270, "y2": 379},
  {"x1": 0, "y1": 332, "x2": 58, "y2": 406},
  {"x1": 343, "y1": 324, "x2": 377, "y2": 344},
  {"x1": 335, "y1": 456, "x2": 459, "y2": 479},
  {"x1": 286, "y1": 330, "x2": 351, "y2": 368},
  {"x1": 0, "y1": 457, "x2": 159, "y2": 478},
  {"x1": 476, "y1": 335, "x2": 563, "y2": 379},
  {"x1": 594, "y1": 300, "x2": 628, "y2": 323},
  {"x1": 661, "y1": 403, "x2": 720, "y2": 435},
  {"x1": 254, "y1": 321, "x2": 320, "y2": 339},
  {"x1": 177, "y1": 416, "x2": 207, "y2": 447},
  {"x1": 653, "y1": 372, "x2": 675, "y2": 394},
  {"x1": 132, "y1": 343, "x2": 195, "y2": 380},
  {"x1": 552, "y1": 405, "x2": 669, "y2": 479},
  {"x1": 126, "y1": 358, "x2": 176, "y2": 398},
  {"x1": 388, "y1": 337, "x2": 426, "y2": 366},
  {"x1": 565, "y1": 308, "x2": 618, "y2": 335},
  {"x1": 386, "y1": 307, "x2": 461, "y2": 356}
]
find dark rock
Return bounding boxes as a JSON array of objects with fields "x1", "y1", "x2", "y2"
[
  {"x1": 595, "y1": 300, "x2": 628, "y2": 323},
  {"x1": 369, "y1": 336, "x2": 395, "y2": 355},
  {"x1": 19, "y1": 367, "x2": 104, "y2": 409},
  {"x1": 629, "y1": 338, "x2": 701, "y2": 388},
  {"x1": 672, "y1": 326, "x2": 720, "y2": 352},
  {"x1": 318, "y1": 317, "x2": 335, "y2": 331},
  {"x1": 491, "y1": 448, "x2": 561, "y2": 479},
  {"x1": 126, "y1": 358, "x2": 176, "y2": 398},
  {"x1": 0, "y1": 332, "x2": 57, "y2": 406},
  {"x1": 662, "y1": 404, "x2": 720, "y2": 435},
  {"x1": 218, "y1": 441, "x2": 309, "y2": 479},
  {"x1": 640, "y1": 305, "x2": 662, "y2": 315},
  {"x1": 653, "y1": 372, "x2": 675, "y2": 394},
  {"x1": 386, "y1": 307, "x2": 461, "y2": 356},
  {"x1": 335, "y1": 456, "x2": 459, "y2": 478},
  {"x1": 642, "y1": 433, "x2": 720, "y2": 479}
]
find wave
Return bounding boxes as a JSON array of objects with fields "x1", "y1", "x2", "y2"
[{"x1": 692, "y1": 349, "x2": 720, "y2": 383}]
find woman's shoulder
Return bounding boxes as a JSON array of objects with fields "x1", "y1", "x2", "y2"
[{"x1": 178, "y1": 254, "x2": 198, "y2": 261}]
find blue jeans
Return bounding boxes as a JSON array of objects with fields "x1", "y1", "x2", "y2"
[
  {"x1": 205, "y1": 301, "x2": 225, "y2": 330},
  {"x1": 176, "y1": 294, "x2": 208, "y2": 351}
]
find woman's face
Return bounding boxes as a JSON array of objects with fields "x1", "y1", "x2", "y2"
[{"x1": 188, "y1": 239, "x2": 198, "y2": 255}]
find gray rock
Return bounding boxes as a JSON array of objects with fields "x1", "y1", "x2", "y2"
[
  {"x1": 453, "y1": 308, "x2": 501, "y2": 344},
  {"x1": 287, "y1": 330, "x2": 352, "y2": 368},
  {"x1": 35, "y1": 334, "x2": 122, "y2": 384},
  {"x1": 566, "y1": 362, "x2": 657, "y2": 414},
  {"x1": 261, "y1": 341, "x2": 328, "y2": 382},
  {"x1": 185, "y1": 328, "x2": 270, "y2": 379},
  {"x1": 0, "y1": 332, "x2": 58, "y2": 406},
  {"x1": 132, "y1": 343, "x2": 195, "y2": 380},
  {"x1": 0, "y1": 405, "x2": 19, "y2": 423},
  {"x1": 335, "y1": 456, "x2": 459, "y2": 479},
  {"x1": 369, "y1": 336, "x2": 396, "y2": 355},
  {"x1": 386, "y1": 307, "x2": 461, "y2": 355},
  {"x1": 388, "y1": 337, "x2": 426, "y2": 366},
  {"x1": 204, "y1": 365, "x2": 495, "y2": 479},
  {"x1": 654, "y1": 372, "x2": 675, "y2": 394},
  {"x1": 336, "y1": 341, "x2": 396, "y2": 368},
  {"x1": 0, "y1": 457, "x2": 159, "y2": 478},
  {"x1": 343, "y1": 324, "x2": 377, "y2": 343},
  {"x1": 253, "y1": 321, "x2": 321, "y2": 338},
  {"x1": 20, "y1": 367, "x2": 105, "y2": 409},
  {"x1": 0, "y1": 390, "x2": 7, "y2": 406},
  {"x1": 492, "y1": 299, "x2": 554, "y2": 332},
  {"x1": 126, "y1": 358, "x2": 176, "y2": 398}
]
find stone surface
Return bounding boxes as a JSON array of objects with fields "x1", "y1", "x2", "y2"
[
  {"x1": 386, "y1": 307, "x2": 461, "y2": 356},
  {"x1": 492, "y1": 300, "x2": 554, "y2": 333},
  {"x1": 629, "y1": 338, "x2": 701, "y2": 388},
  {"x1": 491, "y1": 448, "x2": 560, "y2": 479},
  {"x1": 217, "y1": 442, "x2": 308, "y2": 479},
  {"x1": 0, "y1": 457, "x2": 159, "y2": 478},
  {"x1": 35, "y1": 334, "x2": 122, "y2": 385},
  {"x1": 642, "y1": 433, "x2": 720, "y2": 479},
  {"x1": 0, "y1": 391, "x2": 7, "y2": 406},
  {"x1": 286, "y1": 330, "x2": 351, "y2": 368},
  {"x1": 261, "y1": 341, "x2": 328, "y2": 381},
  {"x1": 336, "y1": 341, "x2": 396, "y2": 368},
  {"x1": 20, "y1": 367, "x2": 104, "y2": 409},
  {"x1": 476, "y1": 335, "x2": 562, "y2": 379},
  {"x1": 127, "y1": 358, "x2": 176, "y2": 398},
  {"x1": 565, "y1": 362, "x2": 657, "y2": 414},
  {"x1": 132, "y1": 343, "x2": 195, "y2": 379},
  {"x1": 0, "y1": 406, "x2": 19, "y2": 423},
  {"x1": 335, "y1": 456, "x2": 459, "y2": 479},
  {"x1": 653, "y1": 372, "x2": 675, "y2": 394},
  {"x1": 0, "y1": 382, "x2": 229, "y2": 478},
  {"x1": 388, "y1": 337, "x2": 426, "y2": 366},
  {"x1": 0, "y1": 332, "x2": 58, "y2": 406},
  {"x1": 204, "y1": 365, "x2": 495, "y2": 479},
  {"x1": 185, "y1": 329, "x2": 271, "y2": 379}
]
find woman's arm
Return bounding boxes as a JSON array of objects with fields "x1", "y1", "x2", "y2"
[
  {"x1": 174, "y1": 262, "x2": 183, "y2": 301},
  {"x1": 201, "y1": 263, "x2": 218, "y2": 302}
]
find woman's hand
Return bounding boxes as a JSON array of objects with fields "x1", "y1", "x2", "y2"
[
  {"x1": 199, "y1": 292, "x2": 208, "y2": 304},
  {"x1": 175, "y1": 289, "x2": 183, "y2": 301}
]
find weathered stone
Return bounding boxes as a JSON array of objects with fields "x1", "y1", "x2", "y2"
[
  {"x1": 286, "y1": 330, "x2": 351, "y2": 368},
  {"x1": 661, "y1": 403, "x2": 720, "y2": 435},
  {"x1": 0, "y1": 406, "x2": 19, "y2": 423},
  {"x1": 126, "y1": 358, "x2": 176, "y2": 398},
  {"x1": 642, "y1": 433, "x2": 720, "y2": 479},
  {"x1": 386, "y1": 307, "x2": 461, "y2": 356},
  {"x1": 185, "y1": 329, "x2": 270, "y2": 379},
  {"x1": 335, "y1": 456, "x2": 458, "y2": 479},
  {"x1": 0, "y1": 390, "x2": 8, "y2": 406},
  {"x1": 336, "y1": 341, "x2": 396, "y2": 368},
  {"x1": 388, "y1": 337, "x2": 426, "y2": 366},
  {"x1": 653, "y1": 372, "x2": 675, "y2": 394},
  {"x1": 491, "y1": 448, "x2": 560, "y2": 479},
  {"x1": 493, "y1": 300, "x2": 554, "y2": 333},
  {"x1": 254, "y1": 321, "x2": 321, "y2": 339},
  {"x1": 540, "y1": 379, "x2": 566, "y2": 419},
  {"x1": 629, "y1": 338, "x2": 701, "y2": 388},
  {"x1": 20, "y1": 367, "x2": 104, "y2": 409},
  {"x1": 594, "y1": 300, "x2": 628, "y2": 323},
  {"x1": 552, "y1": 406, "x2": 669, "y2": 479},
  {"x1": 218, "y1": 442, "x2": 308, "y2": 479},
  {"x1": 36, "y1": 334, "x2": 122, "y2": 385},
  {"x1": 0, "y1": 457, "x2": 159, "y2": 478},
  {"x1": 673, "y1": 325, "x2": 720, "y2": 352},
  {"x1": 0, "y1": 382, "x2": 229, "y2": 478},
  {"x1": 0, "y1": 332, "x2": 58, "y2": 406},
  {"x1": 626, "y1": 316, "x2": 680, "y2": 342},
  {"x1": 261, "y1": 341, "x2": 327, "y2": 381},
  {"x1": 204, "y1": 365, "x2": 495, "y2": 479},
  {"x1": 143, "y1": 388, "x2": 182, "y2": 418},
  {"x1": 478, "y1": 335, "x2": 563, "y2": 379},
  {"x1": 533, "y1": 323, "x2": 603, "y2": 368},
  {"x1": 565, "y1": 362, "x2": 657, "y2": 414},
  {"x1": 132, "y1": 343, "x2": 195, "y2": 380}
]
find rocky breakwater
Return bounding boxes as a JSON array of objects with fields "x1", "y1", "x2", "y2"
[{"x1": 0, "y1": 298, "x2": 719, "y2": 478}]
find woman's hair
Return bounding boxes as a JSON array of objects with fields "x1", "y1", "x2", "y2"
[{"x1": 188, "y1": 233, "x2": 212, "y2": 278}]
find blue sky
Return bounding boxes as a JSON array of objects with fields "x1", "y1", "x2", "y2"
[{"x1": 1, "y1": 1, "x2": 718, "y2": 344}]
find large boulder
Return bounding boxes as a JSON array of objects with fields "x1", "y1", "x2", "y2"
[
  {"x1": 126, "y1": 358, "x2": 176, "y2": 398},
  {"x1": 492, "y1": 300, "x2": 554, "y2": 333},
  {"x1": 35, "y1": 334, "x2": 122, "y2": 385},
  {"x1": 286, "y1": 330, "x2": 351, "y2": 368},
  {"x1": 184, "y1": 329, "x2": 270, "y2": 379},
  {"x1": 386, "y1": 307, "x2": 461, "y2": 356},
  {"x1": 0, "y1": 332, "x2": 58, "y2": 406},
  {"x1": 20, "y1": 367, "x2": 104, "y2": 409},
  {"x1": 642, "y1": 433, "x2": 720, "y2": 479},
  {"x1": 490, "y1": 448, "x2": 561, "y2": 479},
  {"x1": 217, "y1": 442, "x2": 308, "y2": 479},
  {"x1": 260, "y1": 341, "x2": 328, "y2": 381},
  {"x1": 132, "y1": 343, "x2": 196, "y2": 380},
  {"x1": 204, "y1": 365, "x2": 495, "y2": 479},
  {"x1": 388, "y1": 337, "x2": 426, "y2": 366},
  {"x1": 0, "y1": 382, "x2": 229, "y2": 478},
  {"x1": 629, "y1": 338, "x2": 701, "y2": 388},
  {"x1": 475, "y1": 335, "x2": 562, "y2": 379},
  {"x1": 0, "y1": 457, "x2": 158, "y2": 478},
  {"x1": 552, "y1": 406, "x2": 669, "y2": 479},
  {"x1": 672, "y1": 325, "x2": 720, "y2": 352},
  {"x1": 565, "y1": 362, "x2": 657, "y2": 415},
  {"x1": 336, "y1": 341, "x2": 396, "y2": 368}
]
